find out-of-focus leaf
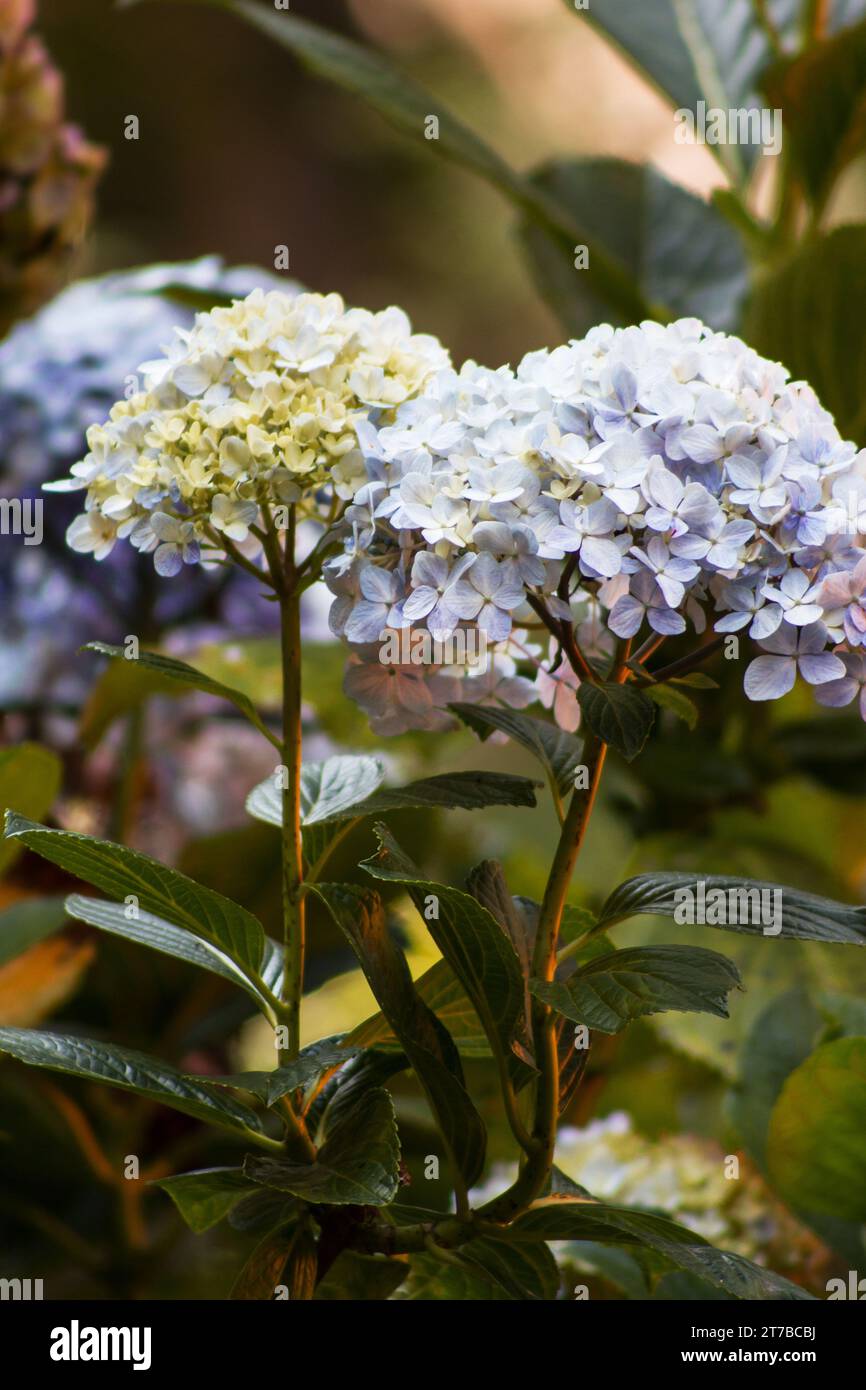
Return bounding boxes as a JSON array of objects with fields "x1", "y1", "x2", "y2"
[
  {"x1": 767, "y1": 1037, "x2": 866, "y2": 1221},
  {"x1": 646, "y1": 683, "x2": 699, "y2": 730},
  {"x1": 531, "y1": 945, "x2": 741, "y2": 1034},
  {"x1": 764, "y1": 19, "x2": 866, "y2": 207},
  {"x1": 0, "y1": 1028, "x2": 271, "y2": 1141},
  {"x1": 0, "y1": 897, "x2": 67, "y2": 967},
  {"x1": 770, "y1": 716, "x2": 866, "y2": 797},
  {"x1": 311, "y1": 882, "x2": 486, "y2": 1185},
  {"x1": 79, "y1": 657, "x2": 181, "y2": 749},
  {"x1": 578, "y1": 682, "x2": 655, "y2": 761},
  {"x1": 598, "y1": 870, "x2": 866, "y2": 945},
  {"x1": 451, "y1": 702, "x2": 584, "y2": 799},
  {"x1": 5, "y1": 815, "x2": 268, "y2": 979},
  {"x1": 154, "y1": 1167, "x2": 254, "y2": 1233},
  {"x1": 745, "y1": 226, "x2": 866, "y2": 445},
  {"x1": 728, "y1": 988, "x2": 822, "y2": 1166},
  {"x1": 244, "y1": 1087, "x2": 399, "y2": 1206},
  {"x1": 0, "y1": 744, "x2": 62, "y2": 877},
  {"x1": 0, "y1": 935, "x2": 95, "y2": 1026},
  {"x1": 520, "y1": 158, "x2": 749, "y2": 336},
  {"x1": 85, "y1": 642, "x2": 280, "y2": 748}
]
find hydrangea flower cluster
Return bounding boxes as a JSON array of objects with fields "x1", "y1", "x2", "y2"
[
  {"x1": 0, "y1": 260, "x2": 291, "y2": 705},
  {"x1": 327, "y1": 318, "x2": 866, "y2": 731},
  {"x1": 57, "y1": 290, "x2": 450, "y2": 576}
]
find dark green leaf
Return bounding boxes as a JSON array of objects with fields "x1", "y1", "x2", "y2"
[
  {"x1": 5, "y1": 815, "x2": 267, "y2": 979},
  {"x1": 531, "y1": 945, "x2": 741, "y2": 1034},
  {"x1": 597, "y1": 871, "x2": 866, "y2": 944},
  {"x1": 153, "y1": 1167, "x2": 253, "y2": 1233},
  {"x1": 520, "y1": 158, "x2": 749, "y2": 336},
  {"x1": 65, "y1": 894, "x2": 281, "y2": 1018},
  {"x1": 210, "y1": 1036, "x2": 357, "y2": 1106},
  {"x1": 361, "y1": 825, "x2": 526, "y2": 1066},
  {"x1": 767, "y1": 1037, "x2": 866, "y2": 1221},
  {"x1": 512, "y1": 1199, "x2": 813, "y2": 1299},
  {"x1": 85, "y1": 642, "x2": 280, "y2": 748},
  {"x1": 311, "y1": 882, "x2": 486, "y2": 1185},
  {"x1": 0, "y1": 898, "x2": 67, "y2": 967},
  {"x1": 578, "y1": 682, "x2": 655, "y2": 761},
  {"x1": 394, "y1": 1252, "x2": 509, "y2": 1300},
  {"x1": 646, "y1": 683, "x2": 699, "y2": 730},
  {"x1": 315, "y1": 1251, "x2": 407, "y2": 1301},
  {"x1": 745, "y1": 226, "x2": 866, "y2": 444},
  {"x1": 0, "y1": 1028, "x2": 270, "y2": 1141},
  {"x1": 728, "y1": 988, "x2": 822, "y2": 1167},
  {"x1": 461, "y1": 1233, "x2": 560, "y2": 1300},
  {"x1": 347, "y1": 959, "x2": 490, "y2": 1058},
  {"x1": 244, "y1": 1087, "x2": 399, "y2": 1206},
  {"x1": 450, "y1": 702, "x2": 584, "y2": 798},
  {"x1": 230, "y1": 1223, "x2": 301, "y2": 1300}
]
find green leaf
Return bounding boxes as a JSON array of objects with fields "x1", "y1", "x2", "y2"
[
  {"x1": 64, "y1": 894, "x2": 281, "y2": 1019},
  {"x1": 530, "y1": 945, "x2": 741, "y2": 1034},
  {"x1": 745, "y1": 226, "x2": 866, "y2": 445},
  {"x1": 173, "y1": 0, "x2": 655, "y2": 324},
  {"x1": 347, "y1": 959, "x2": 490, "y2": 1058},
  {"x1": 461, "y1": 1233, "x2": 560, "y2": 1301},
  {"x1": 0, "y1": 898, "x2": 68, "y2": 967},
  {"x1": 315, "y1": 1251, "x2": 407, "y2": 1301},
  {"x1": 311, "y1": 882, "x2": 486, "y2": 1185},
  {"x1": 80, "y1": 658, "x2": 180, "y2": 751},
  {"x1": 85, "y1": 643, "x2": 280, "y2": 749},
  {"x1": 0, "y1": 1028, "x2": 270, "y2": 1141},
  {"x1": 511, "y1": 1199, "x2": 814, "y2": 1299},
  {"x1": 244, "y1": 1087, "x2": 399, "y2": 1206},
  {"x1": 361, "y1": 825, "x2": 526, "y2": 1065},
  {"x1": 230, "y1": 1223, "x2": 301, "y2": 1301},
  {"x1": 247, "y1": 760, "x2": 540, "y2": 871},
  {"x1": 764, "y1": 19, "x2": 866, "y2": 207},
  {"x1": 519, "y1": 158, "x2": 749, "y2": 337},
  {"x1": 597, "y1": 871, "x2": 866, "y2": 945},
  {"x1": 729, "y1": 988, "x2": 822, "y2": 1167},
  {"x1": 153, "y1": 1167, "x2": 254, "y2": 1233},
  {"x1": 209, "y1": 1036, "x2": 357, "y2": 1106},
  {"x1": 767, "y1": 1037, "x2": 866, "y2": 1221},
  {"x1": 0, "y1": 744, "x2": 62, "y2": 877},
  {"x1": 5, "y1": 815, "x2": 267, "y2": 980},
  {"x1": 576, "y1": 0, "x2": 800, "y2": 180},
  {"x1": 394, "y1": 1253, "x2": 510, "y2": 1300},
  {"x1": 645, "y1": 683, "x2": 699, "y2": 730},
  {"x1": 577, "y1": 682, "x2": 655, "y2": 761},
  {"x1": 450, "y1": 702, "x2": 584, "y2": 798}
]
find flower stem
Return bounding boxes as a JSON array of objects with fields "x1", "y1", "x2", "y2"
[
  {"x1": 278, "y1": 511, "x2": 305, "y2": 1064},
  {"x1": 480, "y1": 734, "x2": 607, "y2": 1220}
]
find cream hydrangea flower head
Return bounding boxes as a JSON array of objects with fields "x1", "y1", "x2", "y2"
[{"x1": 53, "y1": 289, "x2": 450, "y2": 574}]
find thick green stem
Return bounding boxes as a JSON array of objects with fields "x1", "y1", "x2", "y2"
[
  {"x1": 481, "y1": 735, "x2": 608, "y2": 1220},
  {"x1": 278, "y1": 512, "x2": 305, "y2": 1064}
]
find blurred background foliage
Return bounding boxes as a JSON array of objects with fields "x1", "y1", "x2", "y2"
[{"x1": 1, "y1": 0, "x2": 865, "y2": 1298}]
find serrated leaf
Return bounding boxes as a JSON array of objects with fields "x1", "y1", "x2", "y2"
[
  {"x1": 361, "y1": 825, "x2": 526, "y2": 1067},
  {"x1": 0, "y1": 898, "x2": 68, "y2": 967},
  {"x1": 767, "y1": 1037, "x2": 866, "y2": 1221},
  {"x1": 85, "y1": 642, "x2": 280, "y2": 749},
  {"x1": 0, "y1": 744, "x2": 62, "y2": 877},
  {"x1": 4, "y1": 815, "x2": 267, "y2": 979},
  {"x1": 244, "y1": 1087, "x2": 399, "y2": 1206},
  {"x1": 65, "y1": 894, "x2": 281, "y2": 1018},
  {"x1": 511, "y1": 1199, "x2": 813, "y2": 1299},
  {"x1": 597, "y1": 872, "x2": 866, "y2": 944},
  {"x1": 450, "y1": 702, "x2": 584, "y2": 798},
  {"x1": 0, "y1": 1028, "x2": 270, "y2": 1140},
  {"x1": 311, "y1": 882, "x2": 486, "y2": 1185},
  {"x1": 154, "y1": 1167, "x2": 253, "y2": 1233},
  {"x1": 530, "y1": 945, "x2": 741, "y2": 1034},
  {"x1": 577, "y1": 682, "x2": 655, "y2": 761}
]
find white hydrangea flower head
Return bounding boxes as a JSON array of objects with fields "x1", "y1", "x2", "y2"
[
  {"x1": 329, "y1": 317, "x2": 866, "y2": 730},
  {"x1": 54, "y1": 290, "x2": 450, "y2": 572}
]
